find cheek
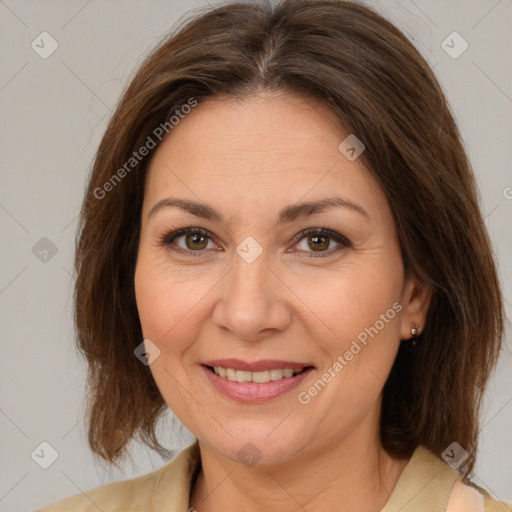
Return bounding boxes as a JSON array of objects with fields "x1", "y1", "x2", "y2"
[
  {"x1": 134, "y1": 249, "x2": 213, "y2": 348},
  {"x1": 294, "y1": 259, "x2": 402, "y2": 342},
  {"x1": 293, "y1": 258, "x2": 404, "y2": 408},
  {"x1": 134, "y1": 253, "x2": 207, "y2": 416}
]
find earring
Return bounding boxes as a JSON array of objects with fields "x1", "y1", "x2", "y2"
[{"x1": 410, "y1": 324, "x2": 421, "y2": 345}]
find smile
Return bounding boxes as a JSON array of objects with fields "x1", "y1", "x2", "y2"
[{"x1": 201, "y1": 359, "x2": 315, "y2": 403}]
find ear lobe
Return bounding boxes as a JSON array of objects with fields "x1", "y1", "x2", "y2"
[{"x1": 399, "y1": 275, "x2": 432, "y2": 340}]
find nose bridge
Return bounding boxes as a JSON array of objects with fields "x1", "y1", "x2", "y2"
[
  {"x1": 226, "y1": 231, "x2": 273, "y2": 298},
  {"x1": 229, "y1": 243, "x2": 272, "y2": 312}
]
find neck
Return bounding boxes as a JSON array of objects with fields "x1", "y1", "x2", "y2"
[{"x1": 189, "y1": 432, "x2": 409, "y2": 512}]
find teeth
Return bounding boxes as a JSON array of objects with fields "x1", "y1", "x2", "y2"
[
  {"x1": 212, "y1": 366, "x2": 305, "y2": 383},
  {"x1": 252, "y1": 370, "x2": 270, "y2": 383},
  {"x1": 236, "y1": 370, "x2": 252, "y2": 382},
  {"x1": 270, "y1": 369, "x2": 283, "y2": 381}
]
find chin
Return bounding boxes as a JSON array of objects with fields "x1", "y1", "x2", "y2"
[{"x1": 193, "y1": 419, "x2": 319, "y2": 469}]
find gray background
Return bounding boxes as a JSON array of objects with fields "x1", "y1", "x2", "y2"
[{"x1": 0, "y1": 0, "x2": 511, "y2": 510}]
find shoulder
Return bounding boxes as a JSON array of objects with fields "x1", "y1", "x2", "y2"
[
  {"x1": 447, "y1": 479, "x2": 512, "y2": 512},
  {"x1": 33, "y1": 442, "x2": 200, "y2": 512},
  {"x1": 382, "y1": 445, "x2": 511, "y2": 512}
]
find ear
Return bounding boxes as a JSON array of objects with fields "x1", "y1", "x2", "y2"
[{"x1": 399, "y1": 273, "x2": 432, "y2": 340}]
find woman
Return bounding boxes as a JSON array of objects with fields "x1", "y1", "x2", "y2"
[{"x1": 36, "y1": 0, "x2": 510, "y2": 510}]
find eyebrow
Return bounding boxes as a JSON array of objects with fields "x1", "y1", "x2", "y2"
[{"x1": 148, "y1": 196, "x2": 370, "y2": 224}]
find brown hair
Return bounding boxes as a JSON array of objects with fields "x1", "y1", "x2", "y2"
[{"x1": 74, "y1": 0, "x2": 503, "y2": 476}]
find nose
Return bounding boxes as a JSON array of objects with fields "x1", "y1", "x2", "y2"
[{"x1": 211, "y1": 248, "x2": 292, "y2": 342}]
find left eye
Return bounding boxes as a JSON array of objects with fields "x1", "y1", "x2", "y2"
[{"x1": 292, "y1": 228, "x2": 351, "y2": 256}]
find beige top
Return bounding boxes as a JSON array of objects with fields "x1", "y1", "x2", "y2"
[{"x1": 35, "y1": 443, "x2": 511, "y2": 512}]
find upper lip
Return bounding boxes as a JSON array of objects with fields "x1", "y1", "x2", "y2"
[{"x1": 202, "y1": 359, "x2": 314, "y2": 372}]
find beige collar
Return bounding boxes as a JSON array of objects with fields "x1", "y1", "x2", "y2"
[{"x1": 381, "y1": 445, "x2": 460, "y2": 511}]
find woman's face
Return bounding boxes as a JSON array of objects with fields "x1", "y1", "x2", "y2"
[{"x1": 135, "y1": 91, "x2": 429, "y2": 466}]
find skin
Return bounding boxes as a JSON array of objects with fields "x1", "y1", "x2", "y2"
[{"x1": 134, "y1": 91, "x2": 431, "y2": 512}]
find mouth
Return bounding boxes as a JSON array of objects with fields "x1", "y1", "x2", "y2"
[{"x1": 201, "y1": 359, "x2": 315, "y2": 403}]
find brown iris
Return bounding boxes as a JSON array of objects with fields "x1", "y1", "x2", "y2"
[{"x1": 308, "y1": 235, "x2": 329, "y2": 251}]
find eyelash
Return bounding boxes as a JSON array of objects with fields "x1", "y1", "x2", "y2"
[{"x1": 157, "y1": 225, "x2": 352, "y2": 258}]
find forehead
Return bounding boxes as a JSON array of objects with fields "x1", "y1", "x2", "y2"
[
  {"x1": 152, "y1": 92, "x2": 345, "y2": 168},
  {"x1": 143, "y1": 91, "x2": 385, "y2": 221}
]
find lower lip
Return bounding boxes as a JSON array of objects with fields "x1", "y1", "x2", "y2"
[{"x1": 202, "y1": 365, "x2": 314, "y2": 403}]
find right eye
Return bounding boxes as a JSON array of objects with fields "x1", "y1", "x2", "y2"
[{"x1": 159, "y1": 227, "x2": 220, "y2": 256}]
